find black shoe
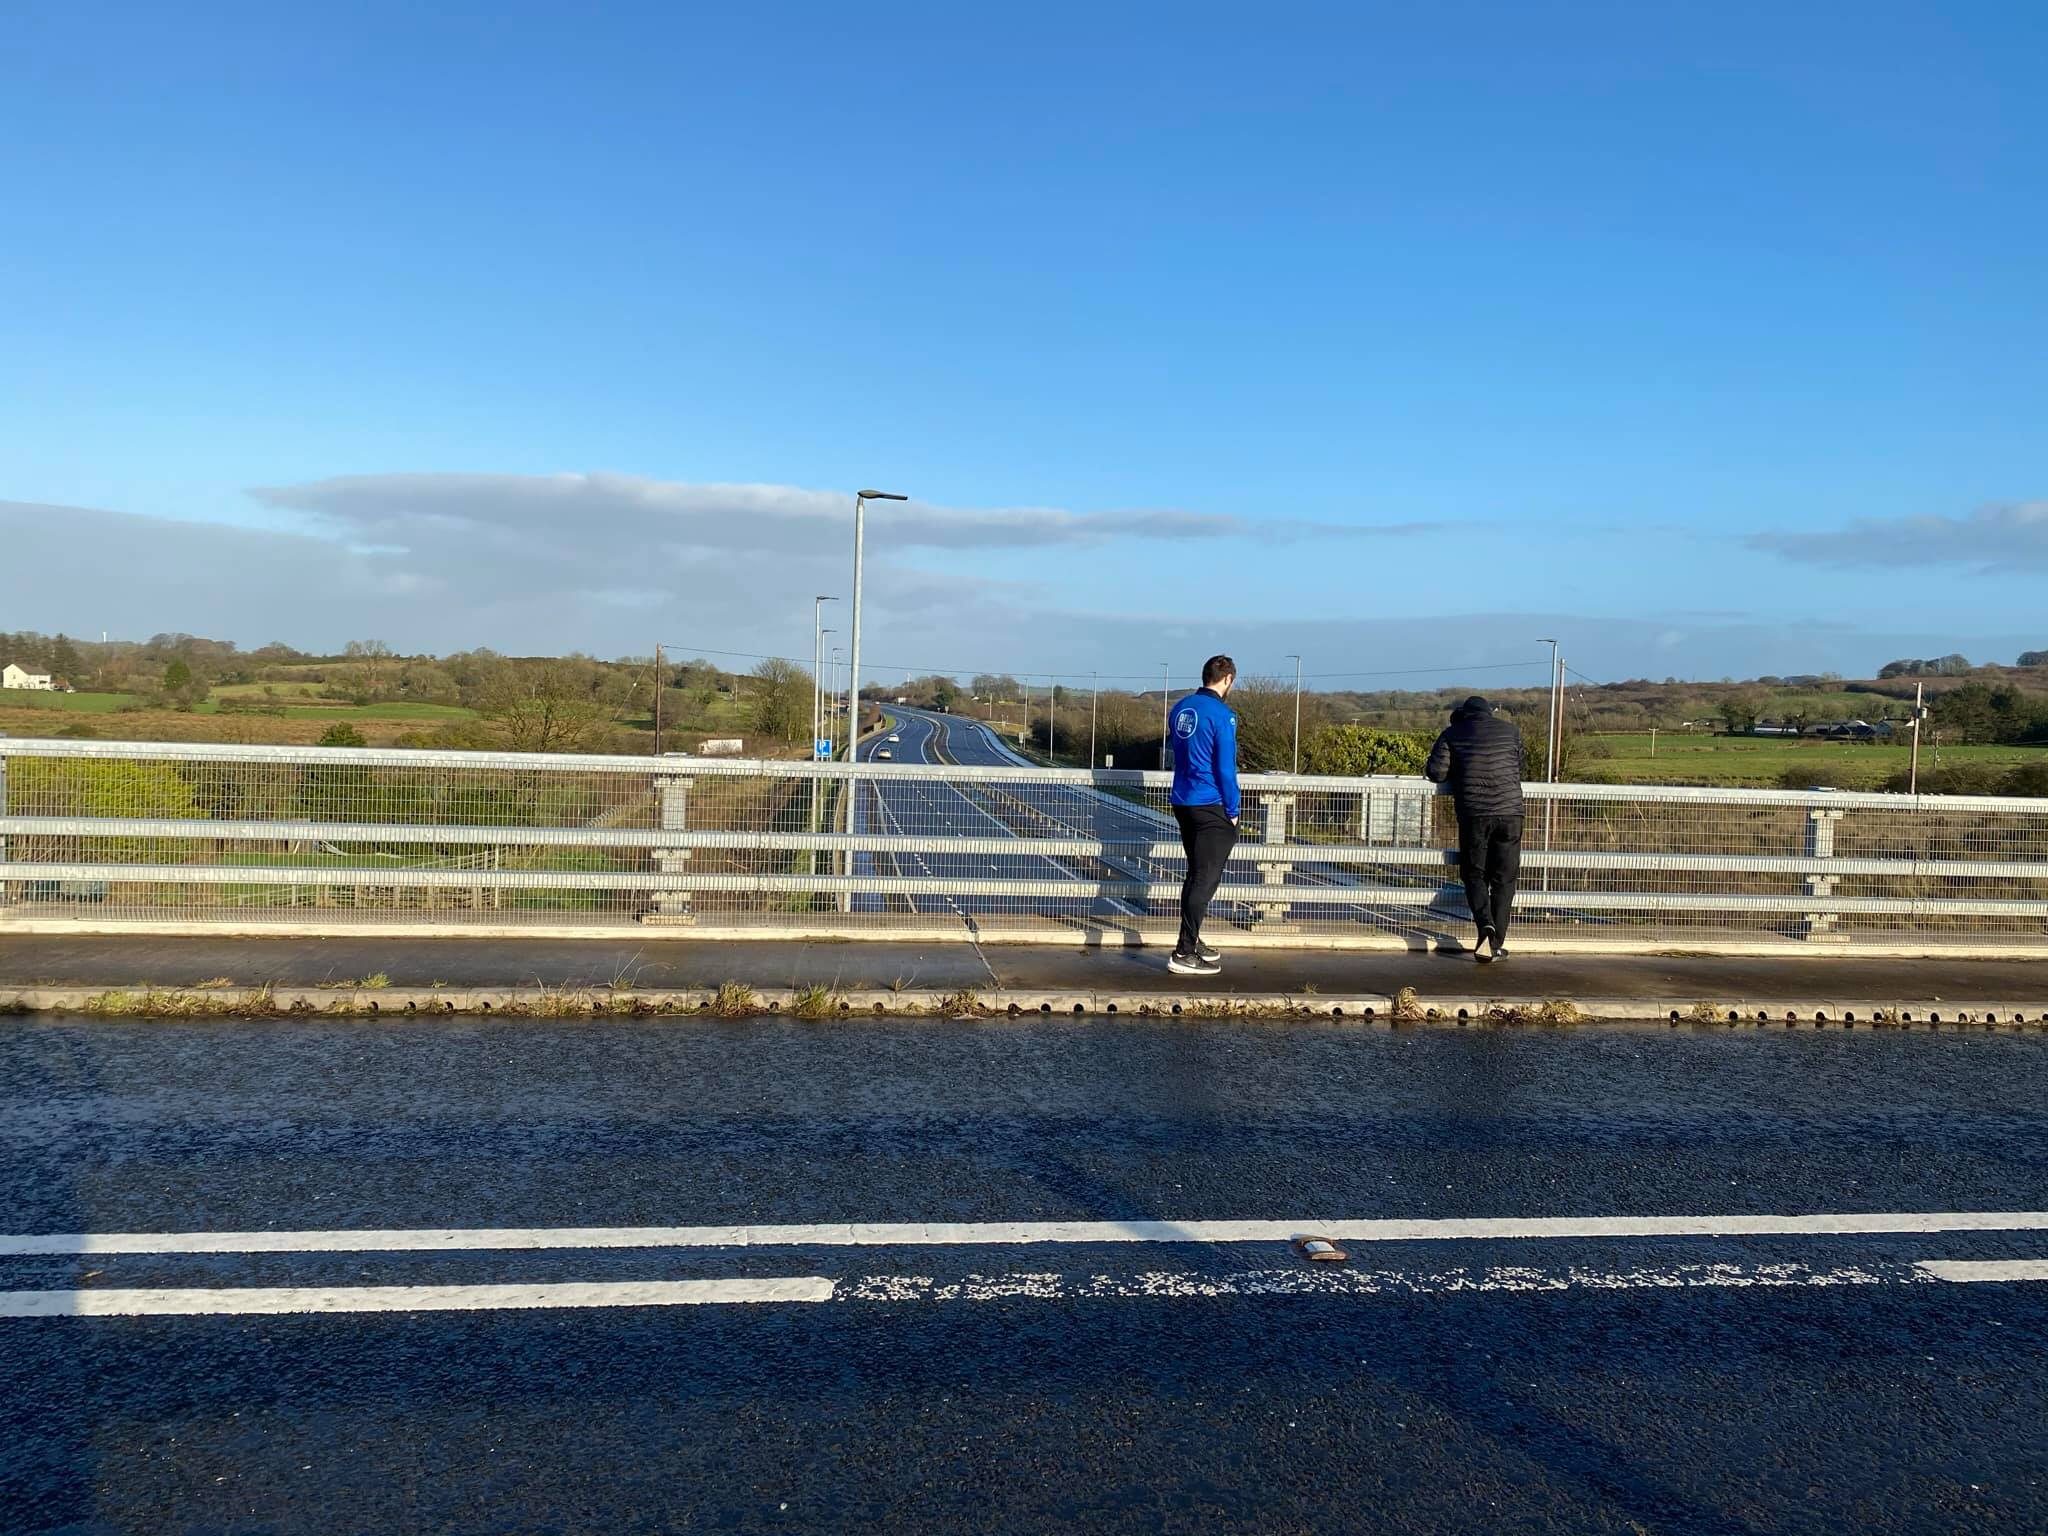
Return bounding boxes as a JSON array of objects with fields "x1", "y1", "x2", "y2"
[
  {"x1": 1167, "y1": 951, "x2": 1222, "y2": 977},
  {"x1": 1490, "y1": 941, "x2": 1510, "y2": 961},
  {"x1": 1474, "y1": 930, "x2": 1496, "y2": 963},
  {"x1": 1196, "y1": 942, "x2": 1222, "y2": 965}
]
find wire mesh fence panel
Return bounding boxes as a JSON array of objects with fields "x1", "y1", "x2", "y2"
[{"x1": 2, "y1": 736, "x2": 2046, "y2": 948}]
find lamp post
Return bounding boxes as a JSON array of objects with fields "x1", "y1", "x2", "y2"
[
  {"x1": 811, "y1": 597, "x2": 837, "y2": 763},
  {"x1": 843, "y1": 491, "x2": 906, "y2": 902},
  {"x1": 1286, "y1": 653, "x2": 1303, "y2": 774},
  {"x1": 828, "y1": 646, "x2": 843, "y2": 755}
]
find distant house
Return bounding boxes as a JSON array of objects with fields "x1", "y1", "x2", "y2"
[{"x1": 2, "y1": 663, "x2": 55, "y2": 691}]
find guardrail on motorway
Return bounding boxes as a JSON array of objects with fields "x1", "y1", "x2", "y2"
[{"x1": 2, "y1": 735, "x2": 2046, "y2": 953}]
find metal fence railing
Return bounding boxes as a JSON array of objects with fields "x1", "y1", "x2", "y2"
[{"x1": 3, "y1": 733, "x2": 2047, "y2": 951}]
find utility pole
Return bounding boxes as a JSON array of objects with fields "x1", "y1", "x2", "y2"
[
  {"x1": 1287, "y1": 653, "x2": 1303, "y2": 774},
  {"x1": 1160, "y1": 662, "x2": 1170, "y2": 768},
  {"x1": 1649, "y1": 725, "x2": 1658, "y2": 759},
  {"x1": 1046, "y1": 677, "x2": 1056, "y2": 765},
  {"x1": 652, "y1": 642, "x2": 664, "y2": 758},
  {"x1": 1910, "y1": 680, "x2": 1925, "y2": 795},
  {"x1": 1537, "y1": 638, "x2": 1561, "y2": 783},
  {"x1": 1089, "y1": 671, "x2": 1099, "y2": 770},
  {"x1": 1536, "y1": 639, "x2": 1562, "y2": 892}
]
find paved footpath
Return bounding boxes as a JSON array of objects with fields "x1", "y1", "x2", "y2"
[
  {"x1": 4, "y1": 934, "x2": 2047, "y2": 1020},
  {"x1": 2, "y1": 1012, "x2": 2045, "y2": 1532}
]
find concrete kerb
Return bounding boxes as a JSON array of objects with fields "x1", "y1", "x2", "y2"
[
  {"x1": 7, "y1": 917, "x2": 2048, "y2": 963},
  {"x1": 4, "y1": 984, "x2": 2046, "y2": 1029}
]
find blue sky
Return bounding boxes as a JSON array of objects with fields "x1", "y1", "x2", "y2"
[{"x1": 3, "y1": 0, "x2": 2043, "y2": 691}]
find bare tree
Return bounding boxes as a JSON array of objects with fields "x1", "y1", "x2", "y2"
[
  {"x1": 750, "y1": 658, "x2": 811, "y2": 744},
  {"x1": 477, "y1": 660, "x2": 613, "y2": 753}
]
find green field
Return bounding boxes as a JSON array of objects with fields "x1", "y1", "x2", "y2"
[
  {"x1": 2, "y1": 690, "x2": 140, "y2": 712},
  {"x1": 1588, "y1": 733, "x2": 2048, "y2": 789}
]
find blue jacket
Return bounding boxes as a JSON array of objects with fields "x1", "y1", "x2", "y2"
[{"x1": 1169, "y1": 689, "x2": 1240, "y2": 818}]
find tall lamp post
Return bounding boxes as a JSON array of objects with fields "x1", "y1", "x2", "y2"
[
  {"x1": 1286, "y1": 653, "x2": 1303, "y2": 774},
  {"x1": 843, "y1": 490, "x2": 907, "y2": 900},
  {"x1": 844, "y1": 490, "x2": 907, "y2": 770},
  {"x1": 811, "y1": 597, "x2": 837, "y2": 762}
]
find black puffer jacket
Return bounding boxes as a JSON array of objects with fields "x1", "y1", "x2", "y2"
[{"x1": 1425, "y1": 698, "x2": 1526, "y2": 817}]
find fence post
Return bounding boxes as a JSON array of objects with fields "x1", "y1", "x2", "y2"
[
  {"x1": 0, "y1": 733, "x2": 9, "y2": 908},
  {"x1": 1252, "y1": 792, "x2": 1294, "y2": 925},
  {"x1": 1803, "y1": 805, "x2": 1845, "y2": 942},
  {"x1": 648, "y1": 757, "x2": 695, "y2": 924}
]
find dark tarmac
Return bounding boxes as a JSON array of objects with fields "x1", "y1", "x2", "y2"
[{"x1": 2, "y1": 1013, "x2": 2046, "y2": 1532}]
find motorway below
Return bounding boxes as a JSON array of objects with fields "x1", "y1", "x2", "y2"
[{"x1": 2, "y1": 1013, "x2": 2045, "y2": 1531}]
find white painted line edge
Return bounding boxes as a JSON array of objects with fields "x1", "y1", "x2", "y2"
[
  {"x1": 7, "y1": 1211, "x2": 2048, "y2": 1257},
  {"x1": 21, "y1": 1256, "x2": 2033, "y2": 1317},
  {"x1": 1914, "y1": 1259, "x2": 2048, "y2": 1284},
  {"x1": 0, "y1": 1277, "x2": 836, "y2": 1317}
]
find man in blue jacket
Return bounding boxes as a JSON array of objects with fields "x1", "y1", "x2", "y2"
[{"x1": 1167, "y1": 654, "x2": 1240, "y2": 976}]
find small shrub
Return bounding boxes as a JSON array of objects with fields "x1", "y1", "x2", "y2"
[
  {"x1": 707, "y1": 981, "x2": 758, "y2": 1018},
  {"x1": 790, "y1": 984, "x2": 838, "y2": 1019}
]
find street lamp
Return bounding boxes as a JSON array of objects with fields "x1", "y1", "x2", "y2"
[
  {"x1": 825, "y1": 645, "x2": 844, "y2": 755},
  {"x1": 1286, "y1": 654, "x2": 1303, "y2": 774},
  {"x1": 843, "y1": 490, "x2": 907, "y2": 897},
  {"x1": 811, "y1": 597, "x2": 837, "y2": 762},
  {"x1": 843, "y1": 490, "x2": 906, "y2": 767}
]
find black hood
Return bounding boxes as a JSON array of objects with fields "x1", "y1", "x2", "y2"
[{"x1": 1458, "y1": 695, "x2": 1491, "y2": 719}]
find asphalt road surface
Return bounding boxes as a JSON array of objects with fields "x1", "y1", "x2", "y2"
[{"x1": 3, "y1": 1014, "x2": 2046, "y2": 1534}]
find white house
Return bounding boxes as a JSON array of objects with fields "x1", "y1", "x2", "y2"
[{"x1": 2, "y1": 663, "x2": 56, "y2": 691}]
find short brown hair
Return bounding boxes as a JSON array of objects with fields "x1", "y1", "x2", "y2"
[{"x1": 1201, "y1": 654, "x2": 1236, "y2": 687}]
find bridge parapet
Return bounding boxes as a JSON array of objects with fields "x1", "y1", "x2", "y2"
[{"x1": 1, "y1": 736, "x2": 2044, "y2": 954}]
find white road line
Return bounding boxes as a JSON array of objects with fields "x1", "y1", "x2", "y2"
[
  {"x1": 8, "y1": 1211, "x2": 2048, "y2": 1257},
  {"x1": 1915, "y1": 1259, "x2": 2048, "y2": 1284},
  {"x1": 842, "y1": 1261, "x2": 1920, "y2": 1302},
  {"x1": 0, "y1": 1277, "x2": 835, "y2": 1318},
  {"x1": 23, "y1": 1256, "x2": 2032, "y2": 1319}
]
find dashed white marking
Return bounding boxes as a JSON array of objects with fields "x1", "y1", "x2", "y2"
[
  {"x1": 7, "y1": 1211, "x2": 2047, "y2": 1257},
  {"x1": 0, "y1": 1277, "x2": 835, "y2": 1317},
  {"x1": 1915, "y1": 1259, "x2": 2048, "y2": 1284}
]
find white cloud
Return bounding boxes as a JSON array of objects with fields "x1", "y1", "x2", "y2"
[{"x1": 1750, "y1": 501, "x2": 2048, "y2": 569}]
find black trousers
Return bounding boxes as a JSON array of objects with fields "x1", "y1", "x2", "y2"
[
  {"x1": 1173, "y1": 803, "x2": 1238, "y2": 955},
  {"x1": 1458, "y1": 813, "x2": 1523, "y2": 942}
]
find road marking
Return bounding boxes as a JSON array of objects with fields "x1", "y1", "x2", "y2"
[
  {"x1": 22, "y1": 1256, "x2": 2041, "y2": 1319},
  {"x1": 842, "y1": 1260, "x2": 1924, "y2": 1302},
  {"x1": 0, "y1": 1277, "x2": 835, "y2": 1317},
  {"x1": 7, "y1": 1211, "x2": 2048, "y2": 1257},
  {"x1": 1915, "y1": 1259, "x2": 2048, "y2": 1284}
]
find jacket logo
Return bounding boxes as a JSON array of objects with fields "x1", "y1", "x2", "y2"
[{"x1": 1173, "y1": 708, "x2": 1199, "y2": 739}]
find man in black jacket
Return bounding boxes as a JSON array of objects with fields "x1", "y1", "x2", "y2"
[{"x1": 1425, "y1": 696, "x2": 1525, "y2": 962}]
